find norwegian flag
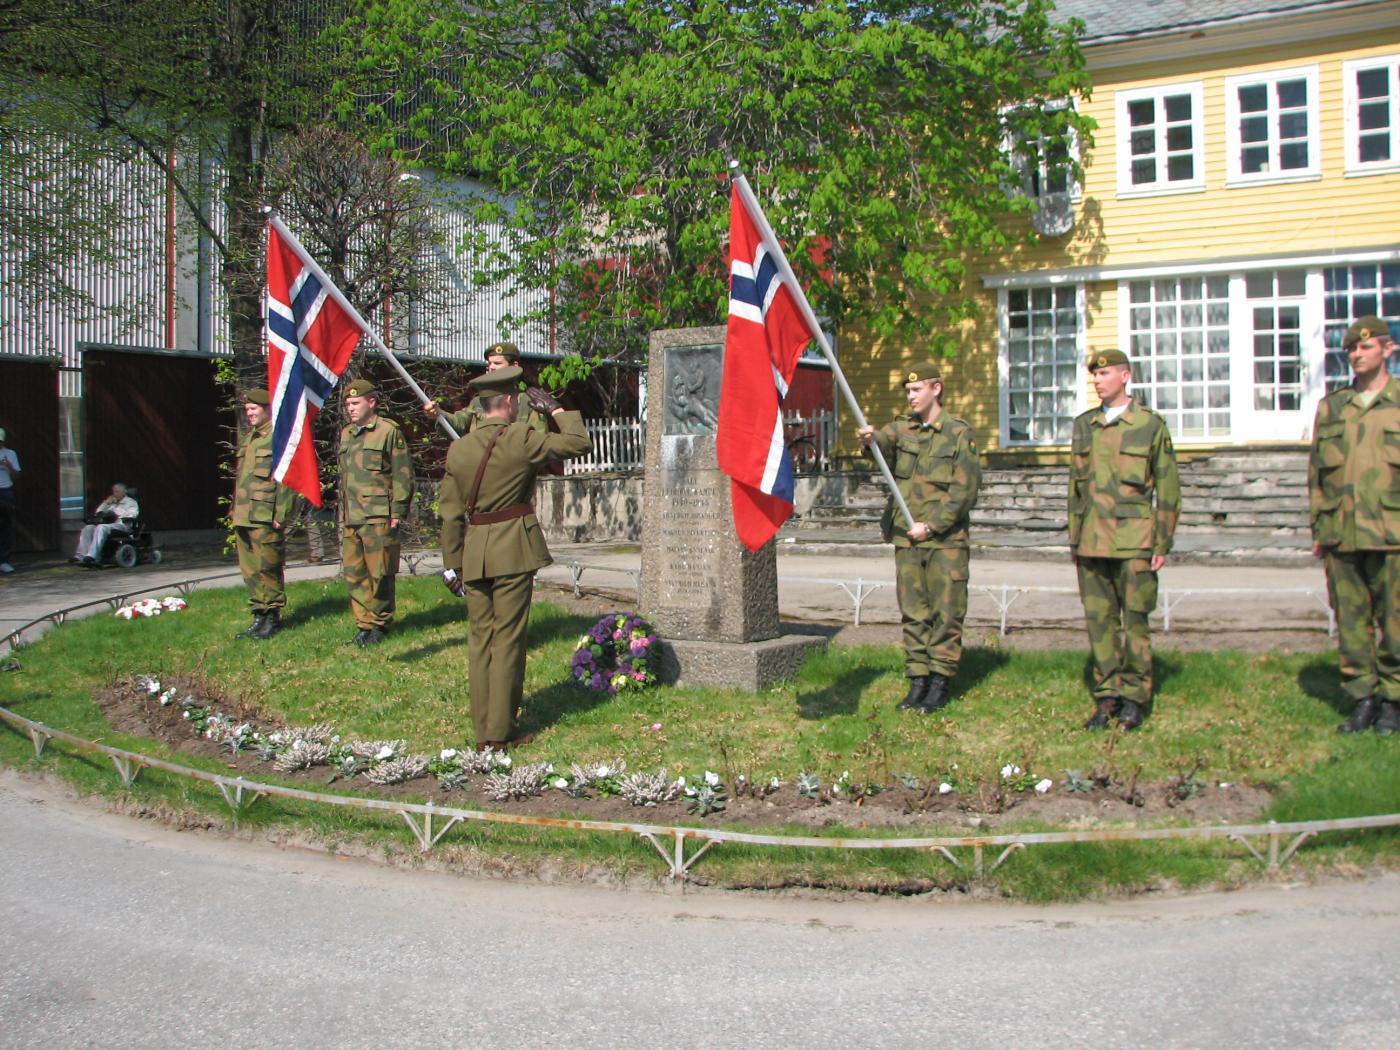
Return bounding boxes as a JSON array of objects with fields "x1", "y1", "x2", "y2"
[
  {"x1": 265, "y1": 222, "x2": 367, "y2": 506},
  {"x1": 717, "y1": 182, "x2": 818, "y2": 552}
]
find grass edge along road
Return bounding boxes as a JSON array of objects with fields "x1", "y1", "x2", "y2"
[{"x1": 0, "y1": 576, "x2": 1396, "y2": 901}]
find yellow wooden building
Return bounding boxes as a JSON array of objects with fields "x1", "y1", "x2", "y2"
[{"x1": 845, "y1": 0, "x2": 1400, "y2": 463}]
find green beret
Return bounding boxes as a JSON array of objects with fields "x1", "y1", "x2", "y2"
[
  {"x1": 471, "y1": 365, "x2": 524, "y2": 394},
  {"x1": 1088, "y1": 349, "x2": 1130, "y2": 371},
  {"x1": 902, "y1": 363, "x2": 942, "y2": 384},
  {"x1": 241, "y1": 388, "x2": 270, "y2": 406},
  {"x1": 484, "y1": 341, "x2": 520, "y2": 361},
  {"x1": 344, "y1": 379, "x2": 379, "y2": 399},
  {"x1": 1343, "y1": 316, "x2": 1392, "y2": 349}
]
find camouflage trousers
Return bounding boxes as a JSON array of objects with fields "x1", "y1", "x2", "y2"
[
  {"x1": 342, "y1": 521, "x2": 400, "y2": 629},
  {"x1": 1075, "y1": 556, "x2": 1157, "y2": 703},
  {"x1": 234, "y1": 525, "x2": 286, "y2": 613},
  {"x1": 1323, "y1": 550, "x2": 1400, "y2": 702},
  {"x1": 463, "y1": 571, "x2": 535, "y2": 745},
  {"x1": 895, "y1": 545, "x2": 969, "y2": 678}
]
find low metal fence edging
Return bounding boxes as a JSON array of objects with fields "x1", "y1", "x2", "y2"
[{"x1": 2, "y1": 705, "x2": 1396, "y2": 883}]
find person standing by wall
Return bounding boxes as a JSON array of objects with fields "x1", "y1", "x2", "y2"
[
  {"x1": 1310, "y1": 316, "x2": 1400, "y2": 736},
  {"x1": 440, "y1": 367, "x2": 591, "y2": 749},
  {"x1": 339, "y1": 379, "x2": 414, "y2": 646},
  {"x1": 856, "y1": 364, "x2": 981, "y2": 714},
  {"x1": 231, "y1": 390, "x2": 298, "y2": 639},
  {"x1": 1069, "y1": 349, "x2": 1180, "y2": 732},
  {"x1": 0, "y1": 427, "x2": 18, "y2": 574}
]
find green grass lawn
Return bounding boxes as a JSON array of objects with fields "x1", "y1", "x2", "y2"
[{"x1": 1, "y1": 575, "x2": 1396, "y2": 899}]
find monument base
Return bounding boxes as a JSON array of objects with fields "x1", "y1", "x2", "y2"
[{"x1": 658, "y1": 634, "x2": 827, "y2": 691}]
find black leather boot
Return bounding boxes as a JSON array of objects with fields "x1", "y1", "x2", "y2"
[
  {"x1": 1374, "y1": 700, "x2": 1400, "y2": 736},
  {"x1": 1338, "y1": 697, "x2": 1379, "y2": 734},
  {"x1": 897, "y1": 676, "x2": 930, "y2": 711},
  {"x1": 252, "y1": 609, "x2": 282, "y2": 640},
  {"x1": 1084, "y1": 697, "x2": 1119, "y2": 730},
  {"x1": 918, "y1": 673, "x2": 952, "y2": 713},
  {"x1": 1117, "y1": 698, "x2": 1145, "y2": 730},
  {"x1": 241, "y1": 612, "x2": 267, "y2": 638}
]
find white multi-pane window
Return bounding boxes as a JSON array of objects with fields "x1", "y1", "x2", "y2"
[
  {"x1": 1125, "y1": 276, "x2": 1232, "y2": 440},
  {"x1": 1001, "y1": 285, "x2": 1082, "y2": 445},
  {"x1": 1344, "y1": 56, "x2": 1400, "y2": 175},
  {"x1": 1246, "y1": 270, "x2": 1307, "y2": 413},
  {"x1": 1225, "y1": 66, "x2": 1320, "y2": 184},
  {"x1": 1116, "y1": 83, "x2": 1204, "y2": 195},
  {"x1": 1322, "y1": 263, "x2": 1400, "y2": 389},
  {"x1": 1004, "y1": 100, "x2": 1079, "y2": 236}
]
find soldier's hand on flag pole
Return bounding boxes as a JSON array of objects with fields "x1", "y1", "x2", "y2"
[
  {"x1": 856, "y1": 425, "x2": 875, "y2": 446},
  {"x1": 422, "y1": 400, "x2": 442, "y2": 422}
]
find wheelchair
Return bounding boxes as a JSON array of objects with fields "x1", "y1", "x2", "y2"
[{"x1": 93, "y1": 517, "x2": 162, "y2": 569}]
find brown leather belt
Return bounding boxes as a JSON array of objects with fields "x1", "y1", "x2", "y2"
[{"x1": 469, "y1": 502, "x2": 533, "y2": 525}]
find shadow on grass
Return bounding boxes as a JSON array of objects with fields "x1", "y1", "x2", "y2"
[
  {"x1": 795, "y1": 665, "x2": 885, "y2": 719},
  {"x1": 516, "y1": 679, "x2": 616, "y2": 738},
  {"x1": 1073, "y1": 650, "x2": 1186, "y2": 723},
  {"x1": 949, "y1": 647, "x2": 1012, "y2": 700},
  {"x1": 1296, "y1": 655, "x2": 1349, "y2": 715},
  {"x1": 284, "y1": 593, "x2": 349, "y2": 629}
]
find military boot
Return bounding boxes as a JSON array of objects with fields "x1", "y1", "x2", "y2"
[
  {"x1": 1374, "y1": 700, "x2": 1400, "y2": 736},
  {"x1": 897, "y1": 676, "x2": 930, "y2": 711},
  {"x1": 1337, "y1": 697, "x2": 1379, "y2": 734},
  {"x1": 1117, "y1": 699, "x2": 1145, "y2": 731},
  {"x1": 240, "y1": 612, "x2": 267, "y2": 638},
  {"x1": 252, "y1": 610, "x2": 282, "y2": 640},
  {"x1": 918, "y1": 673, "x2": 952, "y2": 713},
  {"x1": 1084, "y1": 697, "x2": 1119, "y2": 730}
]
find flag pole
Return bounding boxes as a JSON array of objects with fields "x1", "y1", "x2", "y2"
[
  {"x1": 727, "y1": 162, "x2": 914, "y2": 531},
  {"x1": 263, "y1": 209, "x2": 459, "y2": 441}
]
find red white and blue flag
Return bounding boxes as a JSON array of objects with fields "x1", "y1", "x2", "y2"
[
  {"x1": 265, "y1": 222, "x2": 366, "y2": 507},
  {"x1": 717, "y1": 182, "x2": 817, "y2": 552}
]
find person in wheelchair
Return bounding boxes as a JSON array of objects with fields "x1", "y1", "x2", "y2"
[{"x1": 71, "y1": 483, "x2": 139, "y2": 565}]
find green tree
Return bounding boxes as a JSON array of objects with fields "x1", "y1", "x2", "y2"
[{"x1": 341, "y1": 0, "x2": 1091, "y2": 379}]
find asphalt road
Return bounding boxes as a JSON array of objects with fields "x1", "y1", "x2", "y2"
[{"x1": 2, "y1": 773, "x2": 1395, "y2": 1050}]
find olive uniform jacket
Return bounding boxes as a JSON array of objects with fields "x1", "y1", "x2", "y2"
[
  {"x1": 441, "y1": 411, "x2": 591, "y2": 581},
  {"x1": 231, "y1": 423, "x2": 297, "y2": 527},
  {"x1": 1067, "y1": 401, "x2": 1180, "y2": 560},
  {"x1": 870, "y1": 412, "x2": 981, "y2": 549},
  {"x1": 1309, "y1": 375, "x2": 1400, "y2": 552}
]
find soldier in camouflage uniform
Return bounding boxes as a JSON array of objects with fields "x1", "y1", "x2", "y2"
[
  {"x1": 857, "y1": 363, "x2": 981, "y2": 713},
  {"x1": 439, "y1": 367, "x2": 592, "y2": 748},
  {"x1": 1310, "y1": 315, "x2": 1400, "y2": 736},
  {"x1": 1069, "y1": 349, "x2": 1180, "y2": 731},
  {"x1": 338, "y1": 378, "x2": 415, "y2": 646},
  {"x1": 231, "y1": 389, "x2": 298, "y2": 640}
]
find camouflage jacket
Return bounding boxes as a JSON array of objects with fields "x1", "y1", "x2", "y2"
[
  {"x1": 871, "y1": 411, "x2": 981, "y2": 549},
  {"x1": 1068, "y1": 401, "x2": 1180, "y2": 559},
  {"x1": 1309, "y1": 375, "x2": 1400, "y2": 552},
  {"x1": 444, "y1": 395, "x2": 548, "y2": 437},
  {"x1": 338, "y1": 415, "x2": 414, "y2": 525},
  {"x1": 440, "y1": 411, "x2": 591, "y2": 578},
  {"x1": 231, "y1": 422, "x2": 297, "y2": 527}
]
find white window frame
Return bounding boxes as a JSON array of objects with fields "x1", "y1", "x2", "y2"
[
  {"x1": 998, "y1": 283, "x2": 1086, "y2": 448},
  {"x1": 1115, "y1": 82, "x2": 1205, "y2": 198},
  {"x1": 1344, "y1": 55, "x2": 1400, "y2": 176},
  {"x1": 1224, "y1": 65, "x2": 1321, "y2": 187}
]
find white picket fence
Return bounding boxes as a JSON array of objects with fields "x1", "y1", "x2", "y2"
[{"x1": 563, "y1": 411, "x2": 836, "y2": 475}]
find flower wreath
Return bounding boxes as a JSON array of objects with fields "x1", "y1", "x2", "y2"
[
  {"x1": 115, "y1": 596, "x2": 188, "y2": 620},
  {"x1": 571, "y1": 612, "x2": 660, "y2": 694}
]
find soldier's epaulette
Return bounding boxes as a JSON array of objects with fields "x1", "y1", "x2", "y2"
[{"x1": 946, "y1": 415, "x2": 974, "y2": 433}]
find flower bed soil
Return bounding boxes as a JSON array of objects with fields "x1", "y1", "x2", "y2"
[{"x1": 94, "y1": 676, "x2": 1272, "y2": 832}]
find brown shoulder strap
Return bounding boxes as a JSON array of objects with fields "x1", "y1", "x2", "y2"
[{"x1": 466, "y1": 424, "x2": 508, "y2": 517}]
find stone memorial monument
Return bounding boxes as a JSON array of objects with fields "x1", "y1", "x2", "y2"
[{"x1": 640, "y1": 325, "x2": 825, "y2": 690}]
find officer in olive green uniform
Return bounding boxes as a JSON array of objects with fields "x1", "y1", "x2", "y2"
[
  {"x1": 857, "y1": 363, "x2": 981, "y2": 714},
  {"x1": 439, "y1": 367, "x2": 591, "y2": 748},
  {"x1": 232, "y1": 389, "x2": 298, "y2": 639},
  {"x1": 1069, "y1": 349, "x2": 1180, "y2": 730},
  {"x1": 1310, "y1": 315, "x2": 1400, "y2": 736},
  {"x1": 423, "y1": 341, "x2": 551, "y2": 585},
  {"x1": 338, "y1": 379, "x2": 415, "y2": 645}
]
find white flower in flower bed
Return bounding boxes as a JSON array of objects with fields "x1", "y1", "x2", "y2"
[
  {"x1": 938, "y1": 782, "x2": 954, "y2": 795},
  {"x1": 617, "y1": 769, "x2": 681, "y2": 807},
  {"x1": 1000, "y1": 764, "x2": 1022, "y2": 779},
  {"x1": 1035, "y1": 778, "x2": 1054, "y2": 795},
  {"x1": 115, "y1": 596, "x2": 186, "y2": 620},
  {"x1": 363, "y1": 754, "x2": 429, "y2": 785},
  {"x1": 266, "y1": 724, "x2": 336, "y2": 748},
  {"x1": 346, "y1": 739, "x2": 407, "y2": 761},
  {"x1": 273, "y1": 738, "x2": 333, "y2": 772},
  {"x1": 483, "y1": 762, "x2": 550, "y2": 801},
  {"x1": 566, "y1": 758, "x2": 627, "y2": 794}
]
